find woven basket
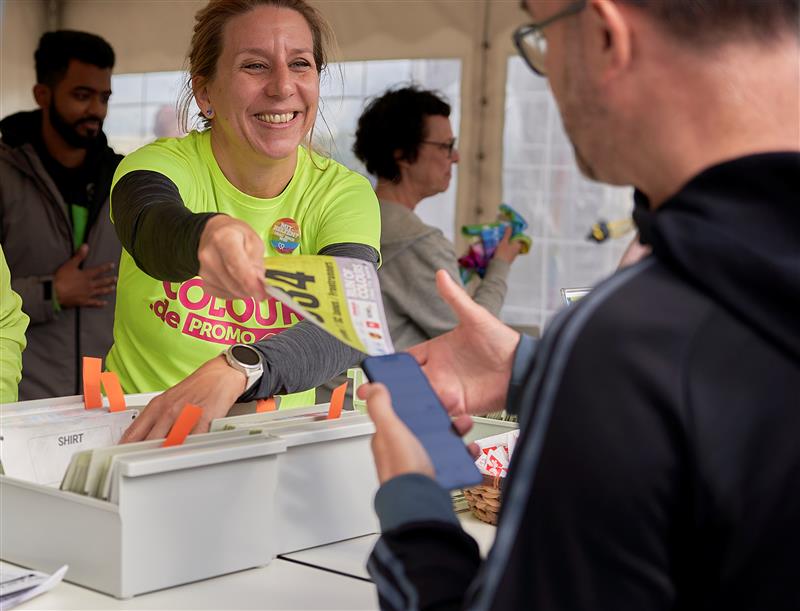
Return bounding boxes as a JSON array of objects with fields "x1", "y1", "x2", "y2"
[{"x1": 463, "y1": 474, "x2": 503, "y2": 525}]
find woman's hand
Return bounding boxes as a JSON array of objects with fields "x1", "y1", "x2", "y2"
[
  {"x1": 198, "y1": 215, "x2": 268, "y2": 300},
  {"x1": 120, "y1": 356, "x2": 247, "y2": 442},
  {"x1": 493, "y1": 225, "x2": 523, "y2": 264}
]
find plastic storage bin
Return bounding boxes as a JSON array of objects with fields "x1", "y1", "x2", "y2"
[
  {"x1": 268, "y1": 415, "x2": 379, "y2": 552},
  {"x1": 464, "y1": 416, "x2": 518, "y2": 444},
  {"x1": 212, "y1": 408, "x2": 380, "y2": 552},
  {"x1": 0, "y1": 433, "x2": 287, "y2": 598}
]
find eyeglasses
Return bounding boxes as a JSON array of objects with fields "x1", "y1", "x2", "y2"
[
  {"x1": 421, "y1": 138, "x2": 458, "y2": 158},
  {"x1": 513, "y1": 0, "x2": 587, "y2": 76}
]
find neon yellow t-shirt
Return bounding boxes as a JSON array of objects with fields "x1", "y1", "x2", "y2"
[
  {"x1": 106, "y1": 131, "x2": 380, "y2": 407},
  {"x1": 0, "y1": 245, "x2": 28, "y2": 403}
]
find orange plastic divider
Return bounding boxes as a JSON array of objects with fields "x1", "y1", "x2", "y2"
[
  {"x1": 100, "y1": 371, "x2": 127, "y2": 412},
  {"x1": 163, "y1": 404, "x2": 203, "y2": 447},
  {"x1": 82, "y1": 356, "x2": 103, "y2": 409},
  {"x1": 327, "y1": 381, "x2": 347, "y2": 420},
  {"x1": 256, "y1": 398, "x2": 277, "y2": 413}
]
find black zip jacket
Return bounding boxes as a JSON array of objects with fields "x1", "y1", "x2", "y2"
[{"x1": 368, "y1": 152, "x2": 800, "y2": 610}]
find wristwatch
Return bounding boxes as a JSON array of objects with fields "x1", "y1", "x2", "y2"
[{"x1": 224, "y1": 344, "x2": 264, "y2": 392}]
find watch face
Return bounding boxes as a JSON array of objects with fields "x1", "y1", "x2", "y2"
[{"x1": 232, "y1": 345, "x2": 260, "y2": 366}]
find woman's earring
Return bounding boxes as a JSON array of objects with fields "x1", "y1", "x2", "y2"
[{"x1": 206, "y1": 108, "x2": 214, "y2": 118}]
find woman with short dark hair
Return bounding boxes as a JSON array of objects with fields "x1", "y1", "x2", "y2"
[{"x1": 354, "y1": 86, "x2": 521, "y2": 349}]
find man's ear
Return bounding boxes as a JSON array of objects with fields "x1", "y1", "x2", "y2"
[
  {"x1": 33, "y1": 83, "x2": 51, "y2": 110},
  {"x1": 586, "y1": 0, "x2": 633, "y2": 84}
]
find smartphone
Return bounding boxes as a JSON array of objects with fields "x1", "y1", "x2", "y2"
[{"x1": 361, "y1": 352, "x2": 482, "y2": 490}]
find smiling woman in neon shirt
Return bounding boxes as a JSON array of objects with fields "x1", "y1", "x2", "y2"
[{"x1": 108, "y1": 0, "x2": 380, "y2": 441}]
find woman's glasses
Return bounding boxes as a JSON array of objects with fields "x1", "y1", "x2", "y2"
[{"x1": 421, "y1": 138, "x2": 458, "y2": 158}]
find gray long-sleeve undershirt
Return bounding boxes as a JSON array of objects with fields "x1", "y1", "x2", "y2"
[{"x1": 111, "y1": 170, "x2": 378, "y2": 401}]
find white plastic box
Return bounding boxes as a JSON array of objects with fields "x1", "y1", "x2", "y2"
[
  {"x1": 0, "y1": 391, "x2": 160, "y2": 414},
  {"x1": 0, "y1": 432, "x2": 287, "y2": 598},
  {"x1": 268, "y1": 415, "x2": 379, "y2": 552},
  {"x1": 1, "y1": 396, "x2": 379, "y2": 597},
  {"x1": 211, "y1": 407, "x2": 380, "y2": 552},
  {"x1": 464, "y1": 416, "x2": 519, "y2": 444}
]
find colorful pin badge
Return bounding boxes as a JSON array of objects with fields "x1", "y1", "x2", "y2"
[{"x1": 269, "y1": 217, "x2": 301, "y2": 254}]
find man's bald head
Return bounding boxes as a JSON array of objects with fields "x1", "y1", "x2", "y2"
[
  {"x1": 618, "y1": 0, "x2": 798, "y2": 45},
  {"x1": 524, "y1": 0, "x2": 799, "y2": 44},
  {"x1": 517, "y1": 0, "x2": 800, "y2": 204}
]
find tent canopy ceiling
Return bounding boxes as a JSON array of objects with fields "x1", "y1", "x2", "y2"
[{"x1": 1, "y1": 0, "x2": 531, "y2": 230}]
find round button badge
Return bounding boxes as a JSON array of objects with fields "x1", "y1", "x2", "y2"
[{"x1": 269, "y1": 217, "x2": 301, "y2": 254}]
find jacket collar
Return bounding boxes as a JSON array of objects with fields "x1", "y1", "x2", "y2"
[{"x1": 634, "y1": 152, "x2": 800, "y2": 359}]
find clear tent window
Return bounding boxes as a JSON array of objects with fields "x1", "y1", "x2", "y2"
[{"x1": 105, "y1": 59, "x2": 461, "y2": 242}]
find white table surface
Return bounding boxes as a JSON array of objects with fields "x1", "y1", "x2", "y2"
[
  {"x1": 8, "y1": 514, "x2": 495, "y2": 610},
  {"x1": 9, "y1": 559, "x2": 378, "y2": 610},
  {"x1": 280, "y1": 512, "x2": 497, "y2": 580},
  {"x1": 280, "y1": 535, "x2": 377, "y2": 581}
]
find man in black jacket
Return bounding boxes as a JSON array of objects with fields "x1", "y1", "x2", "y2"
[
  {"x1": 361, "y1": 1, "x2": 800, "y2": 609},
  {"x1": 0, "y1": 31, "x2": 121, "y2": 399}
]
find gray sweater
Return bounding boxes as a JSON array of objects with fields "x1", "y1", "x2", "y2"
[{"x1": 379, "y1": 200, "x2": 510, "y2": 350}]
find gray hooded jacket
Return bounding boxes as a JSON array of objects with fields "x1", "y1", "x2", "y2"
[{"x1": 0, "y1": 110, "x2": 122, "y2": 399}]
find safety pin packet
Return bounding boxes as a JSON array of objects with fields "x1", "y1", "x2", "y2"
[{"x1": 473, "y1": 430, "x2": 519, "y2": 477}]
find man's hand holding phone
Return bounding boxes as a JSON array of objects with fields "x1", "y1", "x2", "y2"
[
  {"x1": 359, "y1": 382, "x2": 476, "y2": 485},
  {"x1": 362, "y1": 353, "x2": 481, "y2": 489}
]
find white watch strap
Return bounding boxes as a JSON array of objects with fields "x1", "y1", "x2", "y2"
[{"x1": 244, "y1": 368, "x2": 262, "y2": 391}]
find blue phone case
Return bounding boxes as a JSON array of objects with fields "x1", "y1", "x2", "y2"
[{"x1": 362, "y1": 353, "x2": 482, "y2": 490}]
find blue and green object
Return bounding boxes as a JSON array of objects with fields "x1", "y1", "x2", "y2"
[{"x1": 458, "y1": 204, "x2": 532, "y2": 283}]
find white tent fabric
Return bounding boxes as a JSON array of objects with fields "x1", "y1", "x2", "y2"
[
  {"x1": 0, "y1": 0, "x2": 632, "y2": 329},
  {"x1": 2, "y1": 0, "x2": 524, "y2": 227}
]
